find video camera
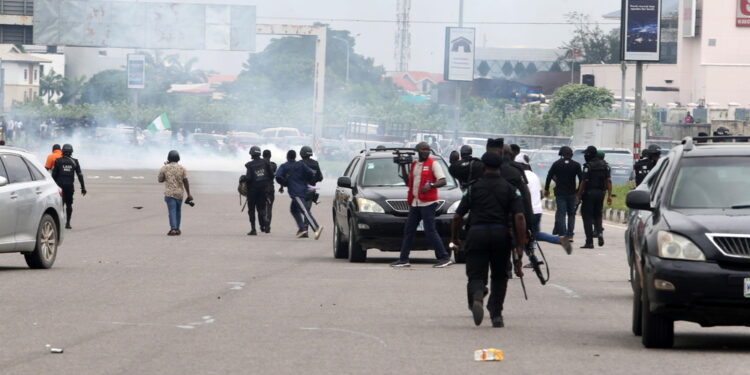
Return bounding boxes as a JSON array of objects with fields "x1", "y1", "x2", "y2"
[{"x1": 392, "y1": 150, "x2": 415, "y2": 165}]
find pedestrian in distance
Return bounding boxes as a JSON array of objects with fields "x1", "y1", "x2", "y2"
[
  {"x1": 518, "y1": 155, "x2": 572, "y2": 255},
  {"x1": 275, "y1": 150, "x2": 324, "y2": 240},
  {"x1": 684, "y1": 111, "x2": 695, "y2": 124},
  {"x1": 391, "y1": 142, "x2": 453, "y2": 268},
  {"x1": 448, "y1": 145, "x2": 483, "y2": 191},
  {"x1": 51, "y1": 144, "x2": 87, "y2": 229},
  {"x1": 544, "y1": 146, "x2": 582, "y2": 241},
  {"x1": 576, "y1": 146, "x2": 612, "y2": 249},
  {"x1": 450, "y1": 151, "x2": 527, "y2": 327},
  {"x1": 45, "y1": 144, "x2": 63, "y2": 171},
  {"x1": 299, "y1": 146, "x2": 323, "y2": 232},
  {"x1": 263, "y1": 149, "x2": 277, "y2": 233},
  {"x1": 632, "y1": 145, "x2": 660, "y2": 188},
  {"x1": 245, "y1": 146, "x2": 274, "y2": 235},
  {"x1": 158, "y1": 150, "x2": 193, "y2": 236}
]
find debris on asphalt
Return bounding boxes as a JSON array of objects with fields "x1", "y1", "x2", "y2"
[
  {"x1": 46, "y1": 344, "x2": 64, "y2": 354},
  {"x1": 133, "y1": 206, "x2": 144, "y2": 210},
  {"x1": 474, "y1": 348, "x2": 503, "y2": 361}
]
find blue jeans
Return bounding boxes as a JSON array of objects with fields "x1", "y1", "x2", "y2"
[
  {"x1": 533, "y1": 214, "x2": 560, "y2": 245},
  {"x1": 399, "y1": 203, "x2": 449, "y2": 261},
  {"x1": 555, "y1": 195, "x2": 577, "y2": 238},
  {"x1": 165, "y1": 196, "x2": 182, "y2": 230}
]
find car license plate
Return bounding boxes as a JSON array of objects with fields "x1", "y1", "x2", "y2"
[
  {"x1": 417, "y1": 221, "x2": 424, "y2": 231},
  {"x1": 744, "y1": 278, "x2": 750, "y2": 298}
]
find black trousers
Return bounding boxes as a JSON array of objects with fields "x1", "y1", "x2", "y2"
[
  {"x1": 61, "y1": 184, "x2": 74, "y2": 224},
  {"x1": 581, "y1": 189, "x2": 605, "y2": 242},
  {"x1": 247, "y1": 183, "x2": 270, "y2": 229},
  {"x1": 264, "y1": 185, "x2": 275, "y2": 228},
  {"x1": 465, "y1": 226, "x2": 512, "y2": 318}
]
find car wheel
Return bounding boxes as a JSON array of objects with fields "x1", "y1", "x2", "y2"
[
  {"x1": 348, "y1": 217, "x2": 366, "y2": 263},
  {"x1": 641, "y1": 293, "x2": 674, "y2": 348},
  {"x1": 24, "y1": 214, "x2": 58, "y2": 269},
  {"x1": 333, "y1": 218, "x2": 349, "y2": 259}
]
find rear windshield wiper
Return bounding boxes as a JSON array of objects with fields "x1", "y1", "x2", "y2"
[{"x1": 731, "y1": 205, "x2": 750, "y2": 209}]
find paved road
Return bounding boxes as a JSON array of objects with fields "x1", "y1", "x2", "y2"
[{"x1": 1, "y1": 170, "x2": 749, "y2": 375}]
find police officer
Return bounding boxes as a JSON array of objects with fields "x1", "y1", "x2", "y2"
[
  {"x1": 244, "y1": 146, "x2": 273, "y2": 235},
  {"x1": 448, "y1": 145, "x2": 483, "y2": 191},
  {"x1": 633, "y1": 144, "x2": 661, "y2": 186},
  {"x1": 262, "y1": 149, "x2": 277, "y2": 233},
  {"x1": 451, "y1": 152, "x2": 527, "y2": 328},
  {"x1": 576, "y1": 146, "x2": 612, "y2": 249},
  {"x1": 51, "y1": 144, "x2": 86, "y2": 229},
  {"x1": 299, "y1": 146, "x2": 323, "y2": 231}
]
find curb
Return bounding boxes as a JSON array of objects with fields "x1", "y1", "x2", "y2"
[{"x1": 542, "y1": 198, "x2": 628, "y2": 224}]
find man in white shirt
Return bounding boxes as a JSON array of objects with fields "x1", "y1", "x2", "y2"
[
  {"x1": 391, "y1": 142, "x2": 453, "y2": 268},
  {"x1": 521, "y1": 156, "x2": 572, "y2": 255}
]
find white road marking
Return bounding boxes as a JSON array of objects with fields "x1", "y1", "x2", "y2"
[
  {"x1": 549, "y1": 283, "x2": 581, "y2": 298},
  {"x1": 90, "y1": 176, "x2": 100, "y2": 179},
  {"x1": 301, "y1": 327, "x2": 387, "y2": 347},
  {"x1": 131, "y1": 176, "x2": 145, "y2": 180},
  {"x1": 177, "y1": 325, "x2": 195, "y2": 329},
  {"x1": 227, "y1": 282, "x2": 245, "y2": 290},
  {"x1": 109, "y1": 176, "x2": 122, "y2": 180}
]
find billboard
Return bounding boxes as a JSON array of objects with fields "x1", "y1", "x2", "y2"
[
  {"x1": 33, "y1": 0, "x2": 256, "y2": 51},
  {"x1": 127, "y1": 54, "x2": 146, "y2": 89},
  {"x1": 739, "y1": 0, "x2": 750, "y2": 27},
  {"x1": 622, "y1": 0, "x2": 662, "y2": 61},
  {"x1": 444, "y1": 27, "x2": 475, "y2": 82}
]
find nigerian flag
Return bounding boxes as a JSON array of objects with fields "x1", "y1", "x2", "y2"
[{"x1": 147, "y1": 113, "x2": 171, "y2": 133}]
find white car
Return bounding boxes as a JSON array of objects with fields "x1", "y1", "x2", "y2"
[{"x1": 0, "y1": 147, "x2": 64, "y2": 268}]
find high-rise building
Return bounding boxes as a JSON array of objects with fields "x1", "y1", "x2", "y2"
[{"x1": 0, "y1": 0, "x2": 34, "y2": 45}]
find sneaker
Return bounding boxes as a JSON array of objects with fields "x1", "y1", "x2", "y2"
[
  {"x1": 390, "y1": 260, "x2": 411, "y2": 268},
  {"x1": 433, "y1": 258, "x2": 454, "y2": 268},
  {"x1": 598, "y1": 234, "x2": 605, "y2": 247},
  {"x1": 471, "y1": 290, "x2": 484, "y2": 326},
  {"x1": 167, "y1": 230, "x2": 177, "y2": 236},
  {"x1": 296, "y1": 231, "x2": 309, "y2": 238},
  {"x1": 176, "y1": 229, "x2": 182, "y2": 236},
  {"x1": 491, "y1": 315, "x2": 504, "y2": 328},
  {"x1": 247, "y1": 230, "x2": 257, "y2": 236},
  {"x1": 561, "y1": 236, "x2": 573, "y2": 255},
  {"x1": 314, "y1": 226, "x2": 324, "y2": 240},
  {"x1": 580, "y1": 242, "x2": 594, "y2": 249}
]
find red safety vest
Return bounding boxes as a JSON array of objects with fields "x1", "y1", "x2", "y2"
[{"x1": 407, "y1": 157, "x2": 439, "y2": 205}]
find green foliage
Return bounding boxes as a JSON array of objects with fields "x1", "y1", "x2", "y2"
[
  {"x1": 550, "y1": 84, "x2": 614, "y2": 126},
  {"x1": 40, "y1": 69, "x2": 64, "y2": 103},
  {"x1": 81, "y1": 70, "x2": 127, "y2": 104},
  {"x1": 561, "y1": 12, "x2": 621, "y2": 65}
]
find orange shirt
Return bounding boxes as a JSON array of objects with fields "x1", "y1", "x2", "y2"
[{"x1": 45, "y1": 149, "x2": 62, "y2": 170}]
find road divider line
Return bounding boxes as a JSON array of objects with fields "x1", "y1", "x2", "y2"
[{"x1": 549, "y1": 283, "x2": 581, "y2": 298}]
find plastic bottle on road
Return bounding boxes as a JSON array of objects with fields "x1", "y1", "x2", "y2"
[{"x1": 474, "y1": 348, "x2": 503, "y2": 361}]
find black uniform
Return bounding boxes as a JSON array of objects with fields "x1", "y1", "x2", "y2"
[
  {"x1": 51, "y1": 156, "x2": 86, "y2": 226},
  {"x1": 580, "y1": 158, "x2": 610, "y2": 243},
  {"x1": 245, "y1": 159, "x2": 274, "y2": 232},
  {"x1": 455, "y1": 174, "x2": 525, "y2": 319},
  {"x1": 633, "y1": 158, "x2": 657, "y2": 186},
  {"x1": 300, "y1": 158, "x2": 323, "y2": 229},
  {"x1": 264, "y1": 159, "x2": 278, "y2": 229},
  {"x1": 448, "y1": 156, "x2": 483, "y2": 190}
]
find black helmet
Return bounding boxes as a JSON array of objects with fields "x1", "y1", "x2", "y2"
[
  {"x1": 167, "y1": 150, "x2": 180, "y2": 163},
  {"x1": 249, "y1": 146, "x2": 261, "y2": 157},
  {"x1": 300, "y1": 146, "x2": 313, "y2": 159},
  {"x1": 62, "y1": 144, "x2": 73, "y2": 156},
  {"x1": 646, "y1": 144, "x2": 661, "y2": 157},
  {"x1": 460, "y1": 145, "x2": 473, "y2": 157},
  {"x1": 584, "y1": 146, "x2": 598, "y2": 162}
]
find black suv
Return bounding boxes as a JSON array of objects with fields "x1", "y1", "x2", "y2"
[
  {"x1": 332, "y1": 148, "x2": 463, "y2": 263},
  {"x1": 626, "y1": 136, "x2": 750, "y2": 348}
]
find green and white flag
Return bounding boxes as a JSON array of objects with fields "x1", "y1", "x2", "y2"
[{"x1": 147, "y1": 113, "x2": 171, "y2": 133}]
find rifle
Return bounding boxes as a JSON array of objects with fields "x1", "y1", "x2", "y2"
[
  {"x1": 512, "y1": 249, "x2": 528, "y2": 300},
  {"x1": 525, "y1": 230, "x2": 550, "y2": 285}
]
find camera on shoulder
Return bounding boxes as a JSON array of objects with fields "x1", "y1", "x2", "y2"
[{"x1": 392, "y1": 150, "x2": 414, "y2": 165}]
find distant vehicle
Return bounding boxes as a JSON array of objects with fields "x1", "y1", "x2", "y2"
[
  {"x1": 0, "y1": 147, "x2": 64, "y2": 269},
  {"x1": 260, "y1": 127, "x2": 304, "y2": 139},
  {"x1": 458, "y1": 137, "x2": 487, "y2": 150},
  {"x1": 226, "y1": 132, "x2": 262, "y2": 149},
  {"x1": 332, "y1": 148, "x2": 463, "y2": 263},
  {"x1": 572, "y1": 147, "x2": 632, "y2": 185},
  {"x1": 528, "y1": 150, "x2": 560, "y2": 180},
  {"x1": 193, "y1": 133, "x2": 228, "y2": 153},
  {"x1": 626, "y1": 136, "x2": 750, "y2": 348}
]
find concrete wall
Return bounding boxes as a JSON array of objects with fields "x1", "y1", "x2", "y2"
[{"x1": 579, "y1": 64, "x2": 681, "y2": 107}]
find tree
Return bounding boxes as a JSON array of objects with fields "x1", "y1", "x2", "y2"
[
  {"x1": 59, "y1": 75, "x2": 88, "y2": 105},
  {"x1": 40, "y1": 69, "x2": 64, "y2": 103},
  {"x1": 166, "y1": 55, "x2": 210, "y2": 84},
  {"x1": 550, "y1": 83, "x2": 614, "y2": 126},
  {"x1": 81, "y1": 70, "x2": 128, "y2": 104},
  {"x1": 561, "y1": 12, "x2": 620, "y2": 65}
]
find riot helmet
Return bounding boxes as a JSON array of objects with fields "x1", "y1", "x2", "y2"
[
  {"x1": 249, "y1": 146, "x2": 261, "y2": 157},
  {"x1": 646, "y1": 144, "x2": 661, "y2": 159},
  {"x1": 62, "y1": 144, "x2": 74, "y2": 156},
  {"x1": 167, "y1": 150, "x2": 180, "y2": 163},
  {"x1": 460, "y1": 145, "x2": 473, "y2": 158},
  {"x1": 300, "y1": 146, "x2": 313, "y2": 159}
]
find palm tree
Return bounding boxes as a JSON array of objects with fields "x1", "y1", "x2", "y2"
[
  {"x1": 40, "y1": 69, "x2": 64, "y2": 103},
  {"x1": 166, "y1": 55, "x2": 208, "y2": 84},
  {"x1": 59, "y1": 75, "x2": 88, "y2": 105}
]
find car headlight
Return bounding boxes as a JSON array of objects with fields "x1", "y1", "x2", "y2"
[
  {"x1": 446, "y1": 200, "x2": 461, "y2": 214},
  {"x1": 356, "y1": 198, "x2": 385, "y2": 213},
  {"x1": 657, "y1": 231, "x2": 705, "y2": 261}
]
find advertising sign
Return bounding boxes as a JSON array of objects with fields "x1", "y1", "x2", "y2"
[
  {"x1": 622, "y1": 0, "x2": 662, "y2": 61},
  {"x1": 127, "y1": 54, "x2": 146, "y2": 89},
  {"x1": 683, "y1": 0, "x2": 696, "y2": 37},
  {"x1": 444, "y1": 27, "x2": 476, "y2": 82},
  {"x1": 738, "y1": 0, "x2": 750, "y2": 27}
]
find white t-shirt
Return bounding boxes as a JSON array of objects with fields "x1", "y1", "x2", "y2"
[
  {"x1": 411, "y1": 159, "x2": 446, "y2": 207},
  {"x1": 524, "y1": 170, "x2": 543, "y2": 215}
]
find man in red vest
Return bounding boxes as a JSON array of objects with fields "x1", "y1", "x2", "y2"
[{"x1": 391, "y1": 142, "x2": 453, "y2": 268}]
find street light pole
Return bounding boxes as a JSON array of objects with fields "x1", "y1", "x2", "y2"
[
  {"x1": 453, "y1": 0, "x2": 464, "y2": 140},
  {"x1": 331, "y1": 36, "x2": 350, "y2": 84}
]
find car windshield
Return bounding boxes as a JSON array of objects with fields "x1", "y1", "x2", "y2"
[
  {"x1": 607, "y1": 154, "x2": 633, "y2": 166},
  {"x1": 670, "y1": 157, "x2": 750, "y2": 209},
  {"x1": 532, "y1": 152, "x2": 559, "y2": 163},
  {"x1": 361, "y1": 157, "x2": 456, "y2": 187}
]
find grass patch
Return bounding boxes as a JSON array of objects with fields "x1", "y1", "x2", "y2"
[{"x1": 548, "y1": 184, "x2": 631, "y2": 212}]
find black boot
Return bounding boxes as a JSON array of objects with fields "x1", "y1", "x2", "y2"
[
  {"x1": 248, "y1": 223, "x2": 257, "y2": 236},
  {"x1": 580, "y1": 241, "x2": 594, "y2": 249},
  {"x1": 65, "y1": 206, "x2": 73, "y2": 229}
]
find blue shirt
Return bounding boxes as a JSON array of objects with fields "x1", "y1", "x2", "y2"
[{"x1": 275, "y1": 160, "x2": 315, "y2": 198}]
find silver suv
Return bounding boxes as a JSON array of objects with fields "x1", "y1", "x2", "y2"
[{"x1": 0, "y1": 147, "x2": 64, "y2": 268}]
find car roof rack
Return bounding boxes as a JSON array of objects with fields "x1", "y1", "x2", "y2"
[{"x1": 682, "y1": 135, "x2": 750, "y2": 151}]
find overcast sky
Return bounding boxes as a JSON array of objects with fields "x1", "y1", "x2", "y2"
[{"x1": 135, "y1": 0, "x2": 625, "y2": 74}]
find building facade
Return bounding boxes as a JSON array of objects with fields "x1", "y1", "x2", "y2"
[{"x1": 0, "y1": 44, "x2": 49, "y2": 110}]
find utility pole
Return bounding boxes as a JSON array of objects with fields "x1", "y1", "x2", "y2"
[
  {"x1": 633, "y1": 61, "x2": 643, "y2": 159},
  {"x1": 620, "y1": 62, "x2": 627, "y2": 119},
  {"x1": 453, "y1": 0, "x2": 464, "y2": 141}
]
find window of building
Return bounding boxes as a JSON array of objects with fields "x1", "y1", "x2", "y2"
[
  {"x1": 33, "y1": 69, "x2": 37, "y2": 81},
  {"x1": 24, "y1": 69, "x2": 27, "y2": 80}
]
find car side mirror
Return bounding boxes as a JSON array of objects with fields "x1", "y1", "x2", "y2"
[
  {"x1": 626, "y1": 189, "x2": 652, "y2": 211},
  {"x1": 337, "y1": 176, "x2": 352, "y2": 189},
  {"x1": 0, "y1": 176, "x2": 7, "y2": 187}
]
